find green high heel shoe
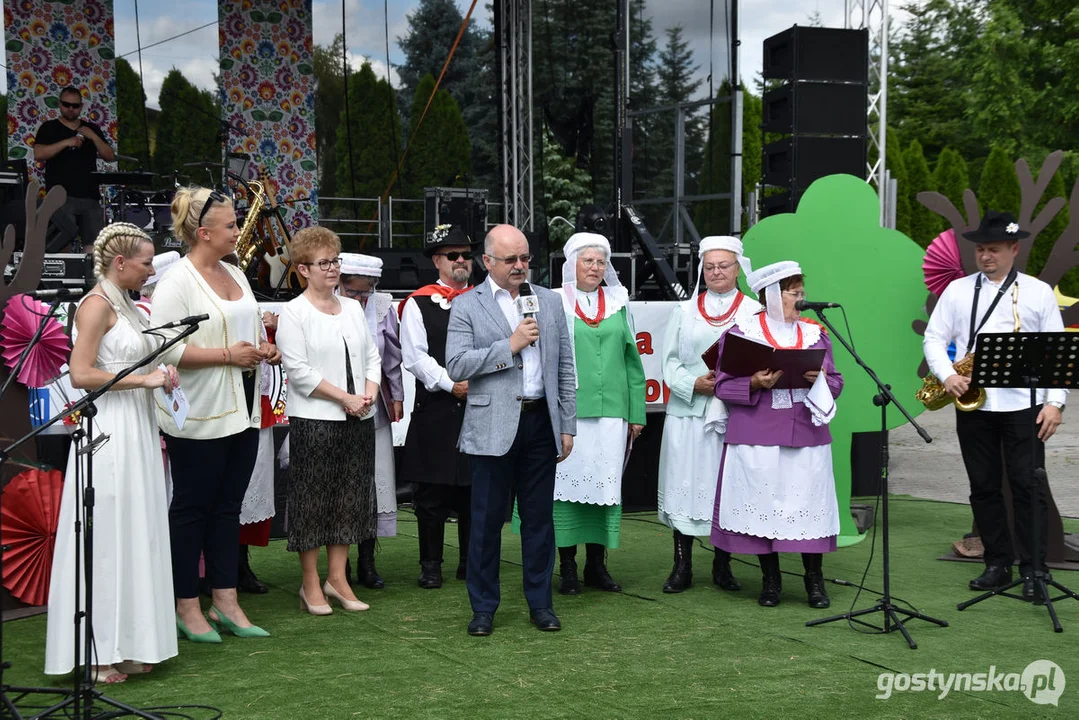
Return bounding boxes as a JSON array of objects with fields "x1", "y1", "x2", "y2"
[
  {"x1": 176, "y1": 616, "x2": 222, "y2": 644},
  {"x1": 206, "y1": 606, "x2": 270, "y2": 638}
]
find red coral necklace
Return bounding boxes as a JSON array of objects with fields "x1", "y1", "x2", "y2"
[
  {"x1": 759, "y1": 314, "x2": 803, "y2": 349},
  {"x1": 698, "y1": 291, "x2": 743, "y2": 326},
  {"x1": 575, "y1": 287, "x2": 605, "y2": 328}
]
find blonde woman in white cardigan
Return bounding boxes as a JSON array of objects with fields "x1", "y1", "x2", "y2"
[
  {"x1": 276, "y1": 227, "x2": 382, "y2": 615},
  {"x1": 151, "y1": 187, "x2": 281, "y2": 642}
]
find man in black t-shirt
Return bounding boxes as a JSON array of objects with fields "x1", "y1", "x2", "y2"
[{"x1": 33, "y1": 86, "x2": 115, "y2": 250}]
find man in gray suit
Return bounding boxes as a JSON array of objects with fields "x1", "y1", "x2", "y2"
[{"x1": 446, "y1": 224, "x2": 576, "y2": 636}]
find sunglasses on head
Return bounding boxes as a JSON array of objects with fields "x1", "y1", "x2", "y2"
[
  {"x1": 197, "y1": 190, "x2": 228, "y2": 227},
  {"x1": 435, "y1": 251, "x2": 473, "y2": 262},
  {"x1": 61, "y1": 100, "x2": 83, "y2": 109}
]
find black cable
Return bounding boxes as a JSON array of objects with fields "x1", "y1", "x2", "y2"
[
  {"x1": 133, "y1": 0, "x2": 152, "y2": 169},
  {"x1": 384, "y1": 0, "x2": 403, "y2": 198},
  {"x1": 341, "y1": 1, "x2": 357, "y2": 200},
  {"x1": 723, "y1": 0, "x2": 732, "y2": 86},
  {"x1": 118, "y1": 21, "x2": 217, "y2": 59}
]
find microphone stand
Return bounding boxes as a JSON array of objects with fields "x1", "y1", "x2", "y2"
[
  {"x1": 0, "y1": 321, "x2": 200, "y2": 720},
  {"x1": 802, "y1": 307, "x2": 948, "y2": 649}
]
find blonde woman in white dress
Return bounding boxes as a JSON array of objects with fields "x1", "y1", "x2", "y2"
[{"x1": 45, "y1": 223, "x2": 179, "y2": 683}]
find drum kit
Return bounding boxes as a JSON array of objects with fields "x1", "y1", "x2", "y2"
[{"x1": 100, "y1": 155, "x2": 251, "y2": 253}]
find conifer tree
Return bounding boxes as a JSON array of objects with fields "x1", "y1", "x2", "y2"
[
  {"x1": 932, "y1": 146, "x2": 970, "y2": 234},
  {"x1": 115, "y1": 58, "x2": 150, "y2": 172},
  {"x1": 904, "y1": 140, "x2": 936, "y2": 247},
  {"x1": 976, "y1": 145, "x2": 1021, "y2": 217},
  {"x1": 153, "y1": 70, "x2": 219, "y2": 180}
]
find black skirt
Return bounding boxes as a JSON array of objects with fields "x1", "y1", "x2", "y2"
[{"x1": 286, "y1": 414, "x2": 377, "y2": 552}]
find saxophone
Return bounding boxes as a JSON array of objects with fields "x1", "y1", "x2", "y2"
[
  {"x1": 234, "y1": 180, "x2": 267, "y2": 271},
  {"x1": 916, "y1": 281, "x2": 1021, "y2": 411}
]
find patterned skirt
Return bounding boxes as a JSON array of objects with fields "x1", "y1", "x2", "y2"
[{"x1": 286, "y1": 415, "x2": 377, "y2": 552}]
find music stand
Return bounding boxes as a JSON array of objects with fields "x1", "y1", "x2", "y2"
[{"x1": 957, "y1": 331, "x2": 1079, "y2": 632}]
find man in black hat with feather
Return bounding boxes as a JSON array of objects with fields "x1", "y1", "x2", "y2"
[{"x1": 923, "y1": 210, "x2": 1066, "y2": 600}]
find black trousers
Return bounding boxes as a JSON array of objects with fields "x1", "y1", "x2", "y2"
[
  {"x1": 413, "y1": 482, "x2": 472, "y2": 525},
  {"x1": 166, "y1": 428, "x2": 260, "y2": 598},
  {"x1": 955, "y1": 405, "x2": 1049, "y2": 573},
  {"x1": 467, "y1": 408, "x2": 557, "y2": 614}
]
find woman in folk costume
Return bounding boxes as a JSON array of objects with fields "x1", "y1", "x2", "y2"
[
  {"x1": 338, "y1": 252, "x2": 405, "y2": 589},
  {"x1": 710, "y1": 261, "x2": 843, "y2": 608},
  {"x1": 550, "y1": 232, "x2": 646, "y2": 594},
  {"x1": 656, "y1": 236, "x2": 761, "y2": 593}
]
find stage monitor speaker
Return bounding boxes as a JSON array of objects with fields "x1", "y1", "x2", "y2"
[
  {"x1": 762, "y1": 26, "x2": 869, "y2": 83},
  {"x1": 762, "y1": 135, "x2": 867, "y2": 191},
  {"x1": 365, "y1": 247, "x2": 488, "y2": 296},
  {"x1": 760, "y1": 189, "x2": 805, "y2": 219},
  {"x1": 762, "y1": 82, "x2": 868, "y2": 136},
  {"x1": 423, "y1": 187, "x2": 489, "y2": 243}
]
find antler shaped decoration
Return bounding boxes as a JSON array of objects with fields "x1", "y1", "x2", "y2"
[
  {"x1": 1040, "y1": 177, "x2": 1079, "y2": 326},
  {"x1": 0, "y1": 181, "x2": 67, "y2": 307},
  {"x1": 916, "y1": 151, "x2": 1068, "y2": 277}
]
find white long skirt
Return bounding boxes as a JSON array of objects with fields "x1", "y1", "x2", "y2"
[
  {"x1": 657, "y1": 413, "x2": 723, "y2": 537},
  {"x1": 45, "y1": 388, "x2": 177, "y2": 674},
  {"x1": 718, "y1": 444, "x2": 840, "y2": 541},
  {"x1": 374, "y1": 422, "x2": 397, "y2": 536}
]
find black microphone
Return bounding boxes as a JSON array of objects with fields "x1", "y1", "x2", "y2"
[
  {"x1": 24, "y1": 287, "x2": 84, "y2": 300},
  {"x1": 516, "y1": 283, "x2": 540, "y2": 346},
  {"x1": 143, "y1": 314, "x2": 210, "y2": 333},
  {"x1": 795, "y1": 299, "x2": 841, "y2": 311}
]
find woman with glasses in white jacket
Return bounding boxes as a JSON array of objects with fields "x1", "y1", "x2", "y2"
[{"x1": 276, "y1": 227, "x2": 382, "y2": 616}]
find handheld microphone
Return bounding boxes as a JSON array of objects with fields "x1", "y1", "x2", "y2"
[
  {"x1": 143, "y1": 313, "x2": 210, "y2": 333},
  {"x1": 516, "y1": 283, "x2": 540, "y2": 346},
  {"x1": 795, "y1": 299, "x2": 841, "y2": 312},
  {"x1": 24, "y1": 287, "x2": 84, "y2": 300}
]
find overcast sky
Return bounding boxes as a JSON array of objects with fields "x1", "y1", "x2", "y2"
[{"x1": 3, "y1": 0, "x2": 917, "y2": 109}]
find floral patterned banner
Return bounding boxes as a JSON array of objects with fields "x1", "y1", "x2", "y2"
[
  {"x1": 4, "y1": 0, "x2": 117, "y2": 183},
  {"x1": 219, "y1": 0, "x2": 318, "y2": 230}
]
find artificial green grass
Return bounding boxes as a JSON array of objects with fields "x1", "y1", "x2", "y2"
[{"x1": 4, "y1": 496, "x2": 1077, "y2": 719}]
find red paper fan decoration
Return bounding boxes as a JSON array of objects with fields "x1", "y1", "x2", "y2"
[
  {"x1": 0, "y1": 294, "x2": 72, "y2": 388},
  {"x1": 922, "y1": 229, "x2": 965, "y2": 297},
  {"x1": 1, "y1": 468, "x2": 64, "y2": 606}
]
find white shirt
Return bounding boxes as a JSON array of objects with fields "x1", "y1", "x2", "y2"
[
  {"x1": 487, "y1": 275, "x2": 544, "y2": 398},
  {"x1": 923, "y1": 271, "x2": 1067, "y2": 411},
  {"x1": 399, "y1": 279, "x2": 459, "y2": 393}
]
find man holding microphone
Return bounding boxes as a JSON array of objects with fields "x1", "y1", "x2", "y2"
[
  {"x1": 446, "y1": 224, "x2": 576, "y2": 636},
  {"x1": 33, "y1": 86, "x2": 115, "y2": 251}
]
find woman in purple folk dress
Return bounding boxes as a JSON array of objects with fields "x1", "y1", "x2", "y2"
[{"x1": 709, "y1": 261, "x2": 843, "y2": 609}]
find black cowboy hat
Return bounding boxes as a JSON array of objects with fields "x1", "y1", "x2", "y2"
[
  {"x1": 423, "y1": 224, "x2": 480, "y2": 257},
  {"x1": 961, "y1": 210, "x2": 1031, "y2": 242}
]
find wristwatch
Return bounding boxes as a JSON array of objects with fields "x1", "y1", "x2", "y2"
[{"x1": 1047, "y1": 400, "x2": 1065, "y2": 411}]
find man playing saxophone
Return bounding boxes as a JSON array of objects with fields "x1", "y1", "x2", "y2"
[{"x1": 922, "y1": 210, "x2": 1066, "y2": 600}]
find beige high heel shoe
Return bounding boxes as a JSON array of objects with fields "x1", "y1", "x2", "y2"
[
  {"x1": 299, "y1": 586, "x2": 332, "y2": 616},
  {"x1": 323, "y1": 580, "x2": 369, "y2": 611}
]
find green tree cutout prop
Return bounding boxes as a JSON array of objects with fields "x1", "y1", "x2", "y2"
[{"x1": 741, "y1": 174, "x2": 929, "y2": 545}]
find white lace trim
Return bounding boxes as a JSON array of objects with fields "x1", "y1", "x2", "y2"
[
  {"x1": 770, "y1": 388, "x2": 809, "y2": 410},
  {"x1": 553, "y1": 417, "x2": 625, "y2": 505},
  {"x1": 718, "y1": 444, "x2": 840, "y2": 540}
]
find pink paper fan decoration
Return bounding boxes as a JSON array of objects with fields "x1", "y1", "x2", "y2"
[
  {"x1": 922, "y1": 229, "x2": 965, "y2": 297},
  {"x1": 0, "y1": 295, "x2": 72, "y2": 388}
]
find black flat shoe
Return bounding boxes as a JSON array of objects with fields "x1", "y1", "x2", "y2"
[
  {"x1": 468, "y1": 612, "x2": 494, "y2": 636},
  {"x1": 758, "y1": 576, "x2": 782, "y2": 607},
  {"x1": 559, "y1": 564, "x2": 581, "y2": 595},
  {"x1": 1022, "y1": 573, "x2": 1052, "y2": 602},
  {"x1": 969, "y1": 565, "x2": 1012, "y2": 591},
  {"x1": 529, "y1": 608, "x2": 561, "y2": 631},
  {"x1": 804, "y1": 571, "x2": 830, "y2": 609},
  {"x1": 418, "y1": 561, "x2": 443, "y2": 589},
  {"x1": 583, "y1": 564, "x2": 622, "y2": 592},
  {"x1": 712, "y1": 552, "x2": 741, "y2": 592}
]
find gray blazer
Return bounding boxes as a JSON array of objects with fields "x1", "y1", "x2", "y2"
[{"x1": 446, "y1": 281, "x2": 577, "y2": 456}]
